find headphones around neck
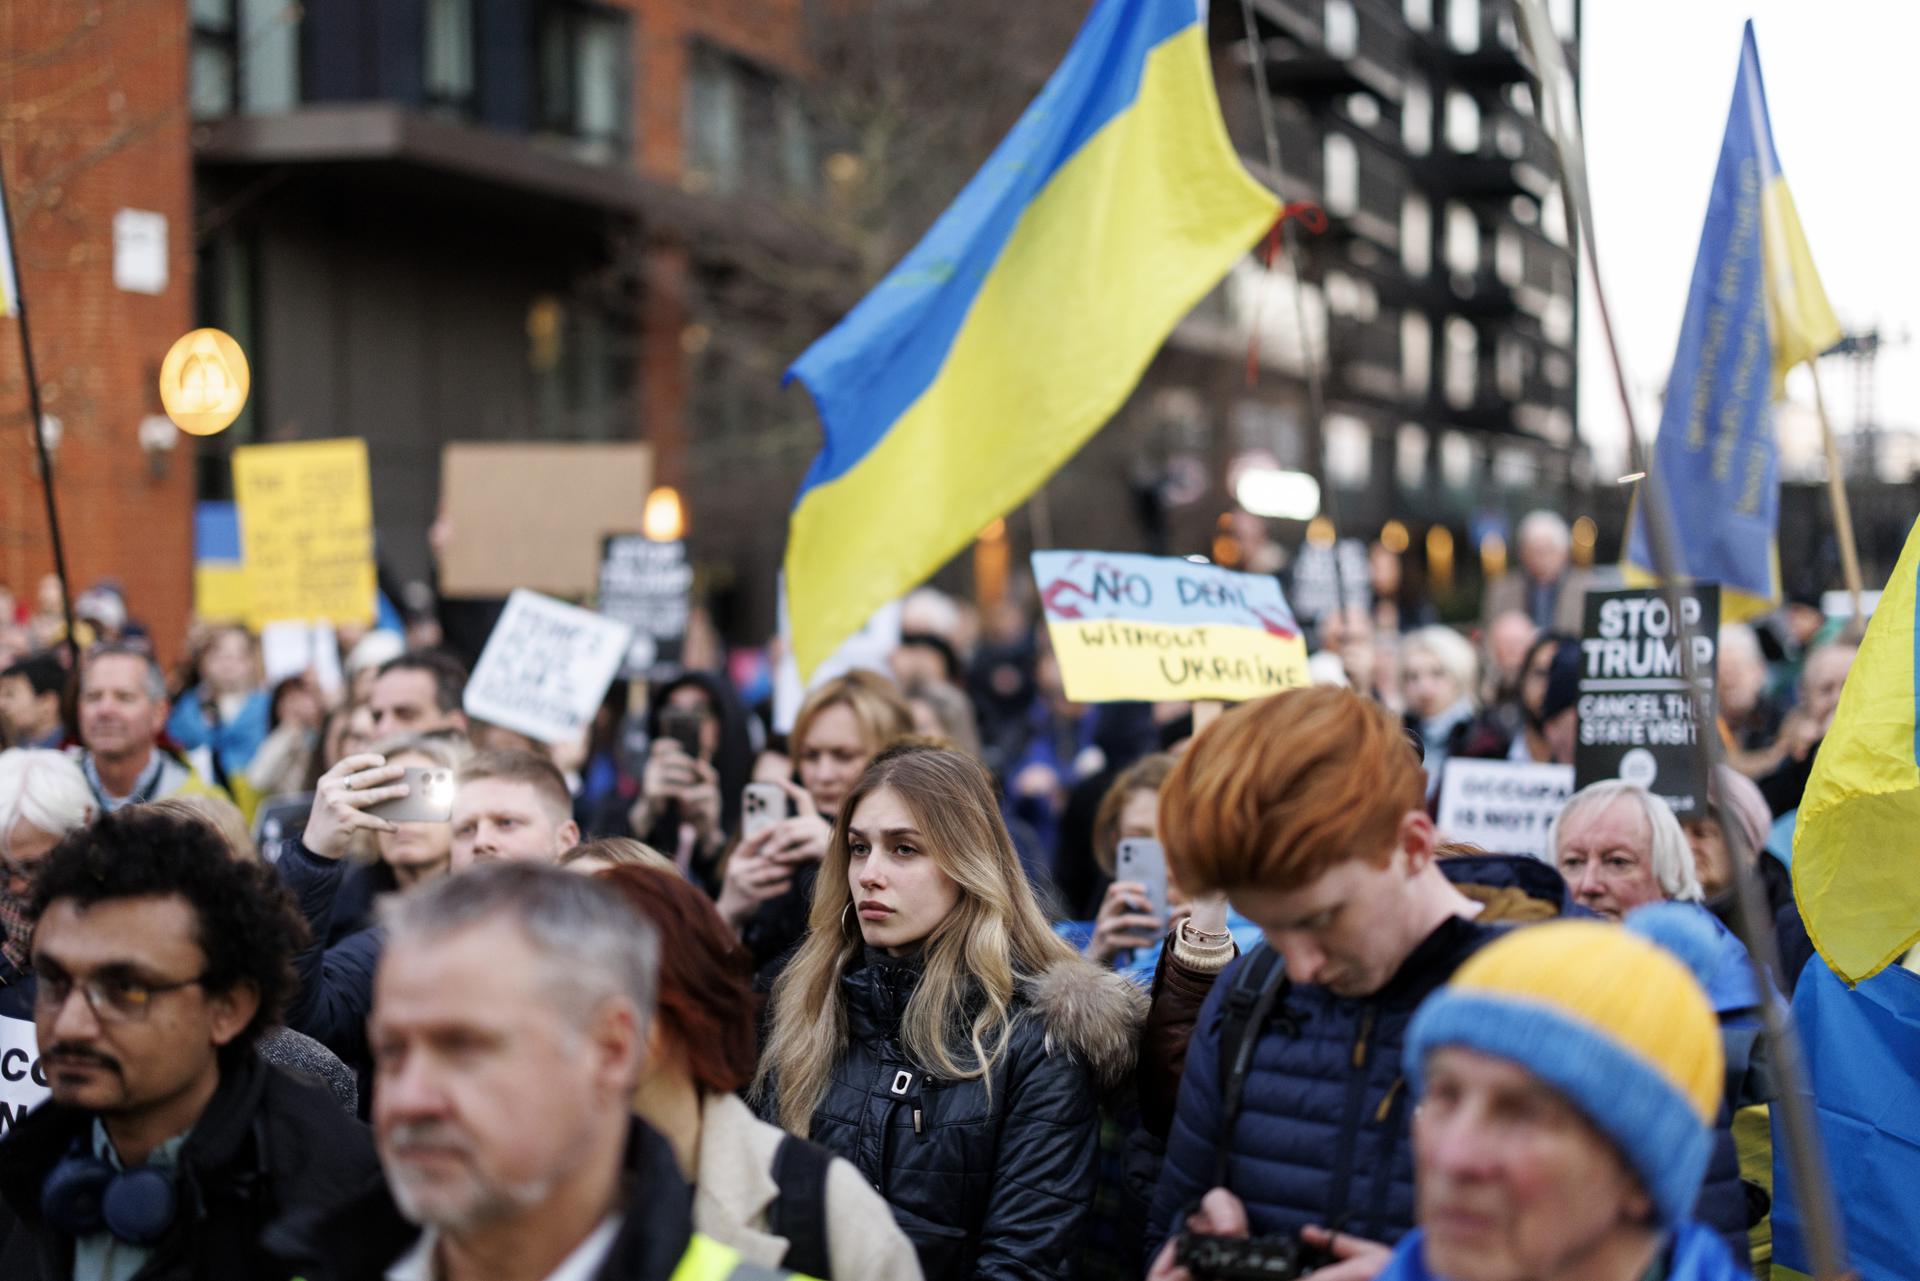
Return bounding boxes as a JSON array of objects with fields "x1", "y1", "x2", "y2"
[{"x1": 40, "y1": 1138, "x2": 177, "y2": 1246}]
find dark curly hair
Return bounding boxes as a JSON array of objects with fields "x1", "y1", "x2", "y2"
[{"x1": 30, "y1": 807, "x2": 310, "y2": 1048}]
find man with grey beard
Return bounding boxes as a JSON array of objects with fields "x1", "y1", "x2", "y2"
[{"x1": 276, "y1": 863, "x2": 801, "y2": 1281}]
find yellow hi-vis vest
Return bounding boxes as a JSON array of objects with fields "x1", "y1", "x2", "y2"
[{"x1": 670, "y1": 1233, "x2": 819, "y2": 1281}]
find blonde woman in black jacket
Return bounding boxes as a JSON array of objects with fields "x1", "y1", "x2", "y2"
[{"x1": 756, "y1": 743, "x2": 1144, "y2": 1281}]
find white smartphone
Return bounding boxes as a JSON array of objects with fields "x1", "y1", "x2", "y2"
[
  {"x1": 741, "y1": 782, "x2": 790, "y2": 841},
  {"x1": 1115, "y1": 837, "x2": 1169, "y2": 922}
]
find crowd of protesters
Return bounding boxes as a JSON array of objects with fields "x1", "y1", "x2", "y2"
[{"x1": 0, "y1": 506, "x2": 1872, "y2": 1281}]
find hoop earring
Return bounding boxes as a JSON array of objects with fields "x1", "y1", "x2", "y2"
[{"x1": 841, "y1": 901, "x2": 859, "y2": 940}]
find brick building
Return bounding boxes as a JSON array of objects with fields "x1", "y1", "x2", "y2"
[
  {"x1": 0, "y1": 0, "x2": 1595, "y2": 656},
  {"x1": 0, "y1": 0, "x2": 198, "y2": 659}
]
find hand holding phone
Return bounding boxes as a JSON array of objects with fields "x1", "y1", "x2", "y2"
[
  {"x1": 366, "y1": 766, "x2": 456, "y2": 824},
  {"x1": 741, "y1": 781, "x2": 790, "y2": 842},
  {"x1": 1115, "y1": 837, "x2": 1170, "y2": 921}
]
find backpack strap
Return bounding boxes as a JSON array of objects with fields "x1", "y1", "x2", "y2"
[
  {"x1": 769, "y1": 1133, "x2": 834, "y2": 1279},
  {"x1": 1212, "y1": 946, "x2": 1291, "y2": 1190}
]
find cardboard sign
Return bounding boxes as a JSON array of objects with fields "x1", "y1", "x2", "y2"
[
  {"x1": 439, "y1": 443, "x2": 652, "y2": 598},
  {"x1": 1032, "y1": 551, "x2": 1310, "y2": 703},
  {"x1": 599, "y1": 536, "x2": 691, "y2": 678},
  {"x1": 464, "y1": 590, "x2": 634, "y2": 744},
  {"x1": 1436, "y1": 759, "x2": 1576, "y2": 861},
  {"x1": 232, "y1": 439, "x2": 378, "y2": 629},
  {"x1": 0, "y1": 1016, "x2": 49, "y2": 1136},
  {"x1": 1575, "y1": 585, "x2": 1720, "y2": 816},
  {"x1": 772, "y1": 586, "x2": 901, "y2": 734}
]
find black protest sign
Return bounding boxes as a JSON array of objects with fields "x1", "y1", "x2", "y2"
[
  {"x1": 1575, "y1": 585, "x2": 1719, "y2": 816},
  {"x1": 600, "y1": 536, "x2": 691, "y2": 677}
]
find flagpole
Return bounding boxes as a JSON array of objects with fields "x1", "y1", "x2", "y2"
[
  {"x1": 1807, "y1": 362, "x2": 1865, "y2": 631},
  {"x1": 1511, "y1": 6, "x2": 1853, "y2": 1278},
  {"x1": 0, "y1": 143, "x2": 80, "y2": 671}
]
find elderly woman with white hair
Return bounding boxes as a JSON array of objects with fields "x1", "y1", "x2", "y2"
[
  {"x1": 0, "y1": 748, "x2": 95, "y2": 1008},
  {"x1": 1400, "y1": 625, "x2": 1509, "y2": 797},
  {"x1": 1548, "y1": 779, "x2": 1703, "y2": 921}
]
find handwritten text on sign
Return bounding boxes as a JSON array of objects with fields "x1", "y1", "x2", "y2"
[
  {"x1": 0, "y1": 1017, "x2": 49, "y2": 1136},
  {"x1": 232, "y1": 438, "x2": 377, "y2": 629},
  {"x1": 464, "y1": 590, "x2": 634, "y2": 745},
  {"x1": 1435, "y1": 760, "x2": 1575, "y2": 861},
  {"x1": 1032, "y1": 551, "x2": 1310, "y2": 703}
]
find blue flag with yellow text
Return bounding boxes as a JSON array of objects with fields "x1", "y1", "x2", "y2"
[
  {"x1": 782, "y1": 0, "x2": 1280, "y2": 678},
  {"x1": 1626, "y1": 23, "x2": 1839, "y2": 616}
]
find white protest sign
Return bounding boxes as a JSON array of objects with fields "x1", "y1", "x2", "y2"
[
  {"x1": 0, "y1": 1016, "x2": 49, "y2": 1135},
  {"x1": 773, "y1": 579, "x2": 901, "y2": 734},
  {"x1": 1435, "y1": 759, "x2": 1575, "y2": 861},
  {"x1": 464, "y1": 590, "x2": 634, "y2": 744}
]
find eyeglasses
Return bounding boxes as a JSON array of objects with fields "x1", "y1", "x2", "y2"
[{"x1": 34, "y1": 970, "x2": 208, "y2": 1024}]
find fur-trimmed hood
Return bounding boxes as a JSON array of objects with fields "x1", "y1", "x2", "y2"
[{"x1": 1023, "y1": 954, "x2": 1148, "y2": 1092}]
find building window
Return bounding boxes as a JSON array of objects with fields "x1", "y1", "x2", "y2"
[
  {"x1": 685, "y1": 44, "x2": 816, "y2": 198},
  {"x1": 1405, "y1": 0, "x2": 1433, "y2": 31},
  {"x1": 539, "y1": 1, "x2": 631, "y2": 162},
  {"x1": 1323, "y1": 134, "x2": 1358, "y2": 217},
  {"x1": 1323, "y1": 0, "x2": 1358, "y2": 59},
  {"x1": 1325, "y1": 414, "x2": 1373, "y2": 489},
  {"x1": 1402, "y1": 82, "x2": 1431, "y2": 156},
  {"x1": 191, "y1": 0, "x2": 238, "y2": 119},
  {"x1": 1402, "y1": 194, "x2": 1431, "y2": 276},
  {"x1": 1444, "y1": 202, "x2": 1479, "y2": 276},
  {"x1": 1397, "y1": 423, "x2": 1429, "y2": 490},
  {"x1": 426, "y1": 0, "x2": 476, "y2": 115},
  {"x1": 1444, "y1": 91, "x2": 1480, "y2": 153},
  {"x1": 1448, "y1": 0, "x2": 1480, "y2": 52},
  {"x1": 192, "y1": 0, "x2": 299, "y2": 118},
  {"x1": 1401, "y1": 312, "x2": 1431, "y2": 397}
]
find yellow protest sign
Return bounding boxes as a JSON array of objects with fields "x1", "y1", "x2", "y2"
[
  {"x1": 232, "y1": 439, "x2": 377, "y2": 630},
  {"x1": 1032, "y1": 551, "x2": 1311, "y2": 703}
]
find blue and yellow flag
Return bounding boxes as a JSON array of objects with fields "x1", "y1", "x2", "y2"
[
  {"x1": 1626, "y1": 23, "x2": 1839, "y2": 617},
  {"x1": 1771, "y1": 958, "x2": 1920, "y2": 1281},
  {"x1": 1792, "y1": 514, "x2": 1920, "y2": 984},
  {"x1": 783, "y1": 0, "x2": 1279, "y2": 678}
]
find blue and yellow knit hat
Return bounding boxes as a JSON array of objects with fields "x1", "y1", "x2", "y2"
[{"x1": 1403, "y1": 905, "x2": 1725, "y2": 1227}]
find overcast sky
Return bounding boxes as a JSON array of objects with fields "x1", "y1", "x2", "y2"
[{"x1": 1578, "y1": 1, "x2": 1920, "y2": 475}]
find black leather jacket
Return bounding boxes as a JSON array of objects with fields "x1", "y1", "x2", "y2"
[{"x1": 795, "y1": 948, "x2": 1144, "y2": 1281}]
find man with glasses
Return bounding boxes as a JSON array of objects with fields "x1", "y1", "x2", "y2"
[{"x1": 0, "y1": 806, "x2": 376, "y2": 1279}]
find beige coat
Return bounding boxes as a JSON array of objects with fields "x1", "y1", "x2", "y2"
[{"x1": 694, "y1": 1091, "x2": 925, "y2": 1281}]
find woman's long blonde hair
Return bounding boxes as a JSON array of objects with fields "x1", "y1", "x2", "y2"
[{"x1": 754, "y1": 743, "x2": 1080, "y2": 1136}]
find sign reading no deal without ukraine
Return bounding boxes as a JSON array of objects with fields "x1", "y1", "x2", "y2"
[
  {"x1": 1032, "y1": 551, "x2": 1309, "y2": 703},
  {"x1": 1575, "y1": 585, "x2": 1719, "y2": 816},
  {"x1": 1436, "y1": 759, "x2": 1575, "y2": 861},
  {"x1": 463, "y1": 590, "x2": 635, "y2": 745},
  {"x1": 231, "y1": 439, "x2": 378, "y2": 631}
]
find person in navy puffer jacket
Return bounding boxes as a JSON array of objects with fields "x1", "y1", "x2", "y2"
[{"x1": 1144, "y1": 688, "x2": 1511, "y2": 1280}]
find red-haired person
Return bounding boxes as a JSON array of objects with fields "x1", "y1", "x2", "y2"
[
  {"x1": 599, "y1": 864, "x2": 922, "y2": 1281},
  {"x1": 1145, "y1": 687, "x2": 1573, "y2": 1281}
]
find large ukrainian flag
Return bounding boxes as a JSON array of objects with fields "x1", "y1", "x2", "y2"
[
  {"x1": 783, "y1": 0, "x2": 1279, "y2": 678},
  {"x1": 1625, "y1": 22, "x2": 1839, "y2": 617},
  {"x1": 1791, "y1": 514, "x2": 1920, "y2": 985}
]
